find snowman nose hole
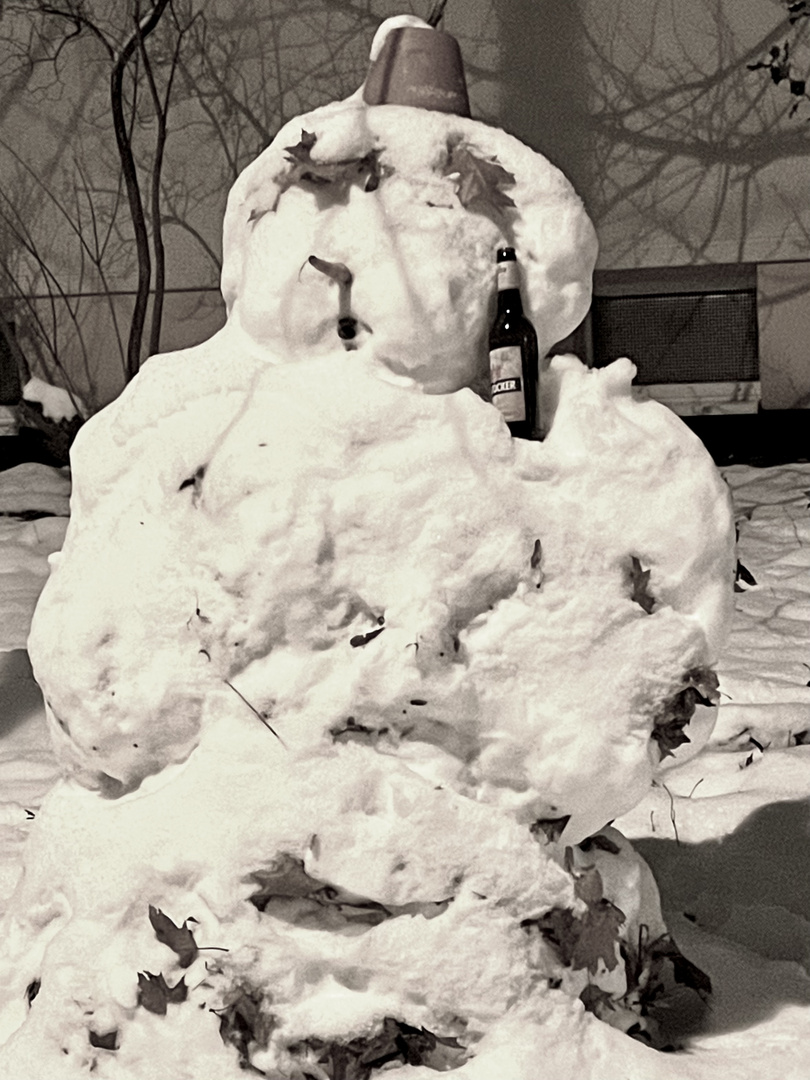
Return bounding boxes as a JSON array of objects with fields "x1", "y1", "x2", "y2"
[{"x1": 338, "y1": 317, "x2": 357, "y2": 340}]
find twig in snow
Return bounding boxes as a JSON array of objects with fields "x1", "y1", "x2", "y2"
[
  {"x1": 224, "y1": 679, "x2": 285, "y2": 746},
  {"x1": 661, "y1": 783, "x2": 680, "y2": 845}
]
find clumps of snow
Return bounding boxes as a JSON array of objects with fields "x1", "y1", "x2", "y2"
[
  {"x1": 0, "y1": 345, "x2": 734, "y2": 1077},
  {"x1": 22, "y1": 379, "x2": 85, "y2": 424},
  {"x1": 366, "y1": 13, "x2": 431, "y2": 62},
  {"x1": 221, "y1": 97, "x2": 598, "y2": 395},
  {"x1": 25, "y1": 350, "x2": 733, "y2": 839},
  {"x1": 0, "y1": 15, "x2": 737, "y2": 1078}
]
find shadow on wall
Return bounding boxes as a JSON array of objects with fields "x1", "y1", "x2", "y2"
[{"x1": 496, "y1": 1, "x2": 593, "y2": 206}]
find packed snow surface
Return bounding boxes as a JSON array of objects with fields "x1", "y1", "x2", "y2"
[
  {"x1": 0, "y1": 14, "x2": 747, "y2": 1078},
  {"x1": 22, "y1": 379, "x2": 85, "y2": 424},
  {"x1": 0, "y1": 340, "x2": 735, "y2": 1080},
  {"x1": 1, "y1": 462, "x2": 808, "y2": 1080},
  {"x1": 24, "y1": 349, "x2": 733, "y2": 840},
  {"x1": 220, "y1": 64, "x2": 598, "y2": 397},
  {"x1": 0, "y1": 464, "x2": 70, "y2": 652}
]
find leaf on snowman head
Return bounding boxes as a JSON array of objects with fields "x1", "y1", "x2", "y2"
[
  {"x1": 651, "y1": 697, "x2": 695, "y2": 759},
  {"x1": 628, "y1": 556, "x2": 655, "y2": 613},
  {"x1": 283, "y1": 129, "x2": 385, "y2": 206},
  {"x1": 442, "y1": 139, "x2": 516, "y2": 218}
]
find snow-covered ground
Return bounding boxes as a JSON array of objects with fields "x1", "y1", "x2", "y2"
[
  {"x1": 1, "y1": 456, "x2": 809, "y2": 1077},
  {"x1": 615, "y1": 460, "x2": 810, "y2": 1077}
]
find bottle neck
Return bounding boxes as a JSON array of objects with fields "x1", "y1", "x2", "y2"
[
  {"x1": 496, "y1": 288, "x2": 523, "y2": 316},
  {"x1": 495, "y1": 260, "x2": 523, "y2": 314}
]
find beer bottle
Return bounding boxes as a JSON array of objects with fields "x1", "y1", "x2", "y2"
[{"x1": 488, "y1": 247, "x2": 539, "y2": 440}]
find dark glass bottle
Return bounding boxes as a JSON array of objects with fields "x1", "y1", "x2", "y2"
[{"x1": 488, "y1": 247, "x2": 539, "y2": 440}]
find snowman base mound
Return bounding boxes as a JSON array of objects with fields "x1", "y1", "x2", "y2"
[{"x1": 0, "y1": 346, "x2": 734, "y2": 1079}]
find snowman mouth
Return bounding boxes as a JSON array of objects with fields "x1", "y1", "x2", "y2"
[{"x1": 307, "y1": 255, "x2": 372, "y2": 350}]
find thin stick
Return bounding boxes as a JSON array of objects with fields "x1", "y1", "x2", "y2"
[
  {"x1": 426, "y1": 0, "x2": 448, "y2": 27},
  {"x1": 224, "y1": 679, "x2": 285, "y2": 746},
  {"x1": 662, "y1": 783, "x2": 680, "y2": 845}
]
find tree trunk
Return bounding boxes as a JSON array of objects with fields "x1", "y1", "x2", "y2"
[{"x1": 109, "y1": 0, "x2": 172, "y2": 381}]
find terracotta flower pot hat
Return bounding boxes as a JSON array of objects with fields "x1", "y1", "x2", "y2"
[{"x1": 363, "y1": 24, "x2": 471, "y2": 117}]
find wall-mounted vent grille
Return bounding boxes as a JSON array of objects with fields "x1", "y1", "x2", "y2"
[{"x1": 589, "y1": 288, "x2": 759, "y2": 385}]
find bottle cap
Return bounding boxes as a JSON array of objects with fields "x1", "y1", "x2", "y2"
[{"x1": 363, "y1": 26, "x2": 471, "y2": 116}]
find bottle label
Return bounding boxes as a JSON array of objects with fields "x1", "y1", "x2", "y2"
[
  {"x1": 496, "y1": 261, "x2": 520, "y2": 290},
  {"x1": 489, "y1": 344, "x2": 525, "y2": 422}
]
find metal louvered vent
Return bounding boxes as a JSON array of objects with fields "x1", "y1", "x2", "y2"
[{"x1": 590, "y1": 289, "x2": 759, "y2": 385}]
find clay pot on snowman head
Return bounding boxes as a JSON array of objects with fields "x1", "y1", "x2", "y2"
[{"x1": 363, "y1": 25, "x2": 470, "y2": 117}]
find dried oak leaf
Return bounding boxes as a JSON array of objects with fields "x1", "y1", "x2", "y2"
[
  {"x1": 214, "y1": 986, "x2": 273, "y2": 1069},
  {"x1": 573, "y1": 864, "x2": 605, "y2": 906},
  {"x1": 524, "y1": 907, "x2": 580, "y2": 967},
  {"x1": 628, "y1": 556, "x2": 655, "y2": 613},
  {"x1": 734, "y1": 559, "x2": 757, "y2": 591},
  {"x1": 89, "y1": 1029, "x2": 119, "y2": 1051},
  {"x1": 687, "y1": 668, "x2": 721, "y2": 705},
  {"x1": 651, "y1": 711, "x2": 693, "y2": 760},
  {"x1": 148, "y1": 905, "x2": 198, "y2": 968},
  {"x1": 578, "y1": 833, "x2": 621, "y2": 855},
  {"x1": 526, "y1": 864, "x2": 625, "y2": 975},
  {"x1": 311, "y1": 1017, "x2": 465, "y2": 1079},
  {"x1": 651, "y1": 669, "x2": 720, "y2": 760},
  {"x1": 649, "y1": 934, "x2": 713, "y2": 999},
  {"x1": 442, "y1": 139, "x2": 516, "y2": 217},
  {"x1": 579, "y1": 983, "x2": 616, "y2": 1018},
  {"x1": 283, "y1": 129, "x2": 384, "y2": 206},
  {"x1": 137, "y1": 971, "x2": 187, "y2": 1015},
  {"x1": 571, "y1": 900, "x2": 626, "y2": 974},
  {"x1": 530, "y1": 814, "x2": 571, "y2": 843},
  {"x1": 248, "y1": 854, "x2": 324, "y2": 908}
]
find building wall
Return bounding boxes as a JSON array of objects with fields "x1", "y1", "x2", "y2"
[
  {"x1": 757, "y1": 262, "x2": 810, "y2": 409},
  {"x1": 2, "y1": 0, "x2": 809, "y2": 409},
  {"x1": 499, "y1": 0, "x2": 810, "y2": 270}
]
